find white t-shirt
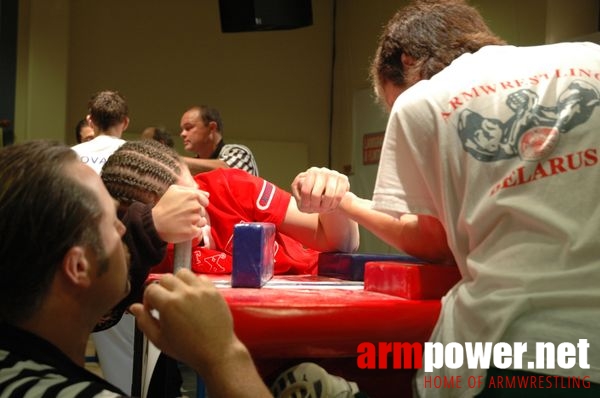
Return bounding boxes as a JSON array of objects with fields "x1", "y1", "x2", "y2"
[
  {"x1": 72, "y1": 134, "x2": 126, "y2": 174},
  {"x1": 373, "y1": 42, "x2": 600, "y2": 397}
]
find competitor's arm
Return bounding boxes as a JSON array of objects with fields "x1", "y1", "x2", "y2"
[
  {"x1": 339, "y1": 193, "x2": 454, "y2": 264},
  {"x1": 279, "y1": 167, "x2": 359, "y2": 253},
  {"x1": 278, "y1": 196, "x2": 359, "y2": 253},
  {"x1": 183, "y1": 156, "x2": 229, "y2": 175},
  {"x1": 292, "y1": 167, "x2": 453, "y2": 263}
]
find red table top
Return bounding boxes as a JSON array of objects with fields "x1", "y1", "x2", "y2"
[
  {"x1": 208, "y1": 275, "x2": 442, "y2": 359},
  {"x1": 147, "y1": 273, "x2": 443, "y2": 397}
]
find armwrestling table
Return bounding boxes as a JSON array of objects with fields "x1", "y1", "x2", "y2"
[{"x1": 138, "y1": 254, "x2": 460, "y2": 398}]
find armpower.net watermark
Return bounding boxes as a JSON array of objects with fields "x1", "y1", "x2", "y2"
[{"x1": 357, "y1": 339, "x2": 592, "y2": 390}]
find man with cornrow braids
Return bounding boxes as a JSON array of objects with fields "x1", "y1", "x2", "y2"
[{"x1": 100, "y1": 139, "x2": 359, "y2": 397}]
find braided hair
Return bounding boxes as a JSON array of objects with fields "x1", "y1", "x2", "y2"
[{"x1": 101, "y1": 139, "x2": 182, "y2": 206}]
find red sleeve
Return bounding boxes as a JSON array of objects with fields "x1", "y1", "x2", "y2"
[
  {"x1": 195, "y1": 169, "x2": 291, "y2": 226},
  {"x1": 240, "y1": 171, "x2": 290, "y2": 225}
]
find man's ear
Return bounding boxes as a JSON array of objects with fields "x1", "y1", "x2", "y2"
[
  {"x1": 208, "y1": 120, "x2": 218, "y2": 133},
  {"x1": 87, "y1": 115, "x2": 98, "y2": 133},
  {"x1": 62, "y1": 246, "x2": 92, "y2": 287},
  {"x1": 401, "y1": 52, "x2": 424, "y2": 84},
  {"x1": 401, "y1": 52, "x2": 416, "y2": 67},
  {"x1": 122, "y1": 116, "x2": 130, "y2": 131}
]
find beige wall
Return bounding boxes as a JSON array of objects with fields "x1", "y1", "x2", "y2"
[
  {"x1": 15, "y1": 0, "x2": 69, "y2": 143},
  {"x1": 17, "y1": 0, "x2": 335, "y2": 187},
  {"x1": 15, "y1": 0, "x2": 599, "y2": 188}
]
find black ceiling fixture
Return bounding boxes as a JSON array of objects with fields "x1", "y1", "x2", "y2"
[{"x1": 218, "y1": 0, "x2": 313, "y2": 33}]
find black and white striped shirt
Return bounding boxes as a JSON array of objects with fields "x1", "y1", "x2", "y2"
[
  {"x1": 212, "y1": 141, "x2": 259, "y2": 176},
  {"x1": 0, "y1": 324, "x2": 126, "y2": 398}
]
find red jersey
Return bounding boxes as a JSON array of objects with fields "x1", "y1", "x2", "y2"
[{"x1": 151, "y1": 169, "x2": 319, "y2": 275}]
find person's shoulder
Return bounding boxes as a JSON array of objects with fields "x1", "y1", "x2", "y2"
[
  {"x1": 71, "y1": 140, "x2": 90, "y2": 152},
  {"x1": 196, "y1": 169, "x2": 262, "y2": 194},
  {"x1": 470, "y1": 42, "x2": 599, "y2": 62},
  {"x1": 0, "y1": 347, "x2": 124, "y2": 398},
  {"x1": 544, "y1": 41, "x2": 600, "y2": 57},
  {"x1": 221, "y1": 143, "x2": 255, "y2": 155},
  {"x1": 199, "y1": 167, "x2": 251, "y2": 180},
  {"x1": 79, "y1": 135, "x2": 125, "y2": 151}
]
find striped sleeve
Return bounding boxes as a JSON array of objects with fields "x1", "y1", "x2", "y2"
[
  {"x1": 219, "y1": 144, "x2": 259, "y2": 176},
  {"x1": 0, "y1": 350, "x2": 124, "y2": 398}
]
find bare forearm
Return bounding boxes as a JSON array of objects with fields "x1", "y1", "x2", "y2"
[
  {"x1": 341, "y1": 195, "x2": 454, "y2": 263},
  {"x1": 184, "y1": 157, "x2": 229, "y2": 175},
  {"x1": 316, "y1": 210, "x2": 360, "y2": 252},
  {"x1": 280, "y1": 198, "x2": 359, "y2": 253}
]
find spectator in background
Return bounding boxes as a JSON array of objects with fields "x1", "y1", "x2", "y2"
[
  {"x1": 75, "y1": 118, "x2": 95, "y2": 143},
  {"x1": 141, "y1": 126, "x2": 175, "y2": 148},
  {"x1": 72, "y1": 90, "x2": 128, "y2": 174},
  {"x1": 179, "y1": 105, "x2": 259, "y2": 176}
]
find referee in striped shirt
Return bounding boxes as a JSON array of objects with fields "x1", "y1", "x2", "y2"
[{"x1": 180, "y1": 105, "x2": 259, "y2": 176}]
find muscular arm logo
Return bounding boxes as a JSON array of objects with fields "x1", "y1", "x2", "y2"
[{"x1": 457, "y1": 80, "x2": 600, "y2": 162}]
